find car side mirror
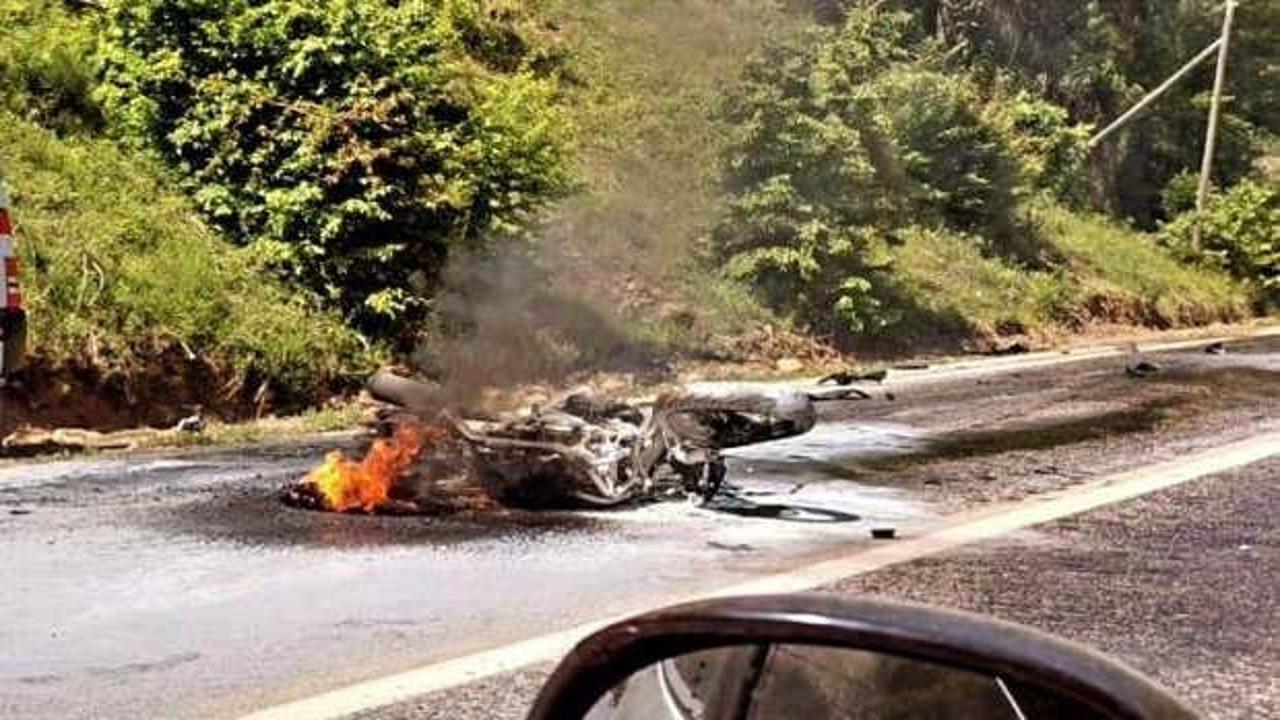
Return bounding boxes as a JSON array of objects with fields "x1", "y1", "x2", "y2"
[{"x1": 528, "y1": 594, "x2": 1197, "y2": 720}]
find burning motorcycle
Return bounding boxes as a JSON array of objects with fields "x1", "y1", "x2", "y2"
[{"x1": 366, "y1": 373, "x2": 870, "y2": 510}]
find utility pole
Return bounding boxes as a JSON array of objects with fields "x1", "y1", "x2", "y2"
[
  {"x1": 1087, "y1": 38, "x2": 1223, "y2": 150},
  {"x1": 1194, "y1": 0, "x2": 1239, "y2": 249}
]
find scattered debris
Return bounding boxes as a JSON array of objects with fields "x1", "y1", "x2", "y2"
[
  {"x1": 819, "y1": 368, "x2": 889, "y2": 385},
  {"x1": 1126, "y1": 360, "x2": 1162, "y2": 378},
  {"x1": 871, "y1": 527, "x2": 897, "y2": 540},
  {"x1": 988, "y1": 341, "x2": 1031, "y2": 356},
  {"x1": 1204, "y1": 341, "x2": 1227, "y2": 355},
  {"x1": 173, "y1": 413, "x2": 206, "y2": 433},
  {"x1": 454, "y1": 385, "x2": 870, "y2": 508},
  {"x1": 707, "y1": 541, "x2": 755, "y2": 553}
]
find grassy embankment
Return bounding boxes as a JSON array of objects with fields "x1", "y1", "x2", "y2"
[{"x1": 0, "y1": 1, "x2": 375, "y2": 435}]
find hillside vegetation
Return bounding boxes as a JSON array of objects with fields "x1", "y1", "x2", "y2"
[
  {"x1": 0, "y1": 0, "x2": 1275, "y2": 429},
  {"x1": 701, "y1": 6, "x2": 1257, "y2": 350},
  {"x1": 3, "y1": 115, "x2": 373, "y2": 401},
  {"x1": 1, "y1": 0, "x2": 373, "y2": 425},
  {"x1": 528, "y1": 0, "x2": 1265, "y2": 361}
]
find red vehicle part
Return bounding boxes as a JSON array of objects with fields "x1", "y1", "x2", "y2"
[{"x1": 0, "y1": 187, "x2": 26, "y2": 379}]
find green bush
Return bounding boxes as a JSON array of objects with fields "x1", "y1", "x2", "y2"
[
  {"x1": 985, "y1": 89, "x2": 1091, "y2": 203},
  {"x1": 98, "y1": 0, "x2": 574, "y2": 342},
  {"x1": 1162, "y1": 180, "x2": 1279, "y2": 300},
  {"x1": 710, "y1": 28, "x2": 891, "y2": 336},
  {"x1": 927, "y1": 0, "x2": 1277, "y2": 226},
  {"x1": 1160, "y1": 171, "x2": 1200, "y2": 217},
  {"x1": 1, "y1": 113, "x2": 375, "y2": 400},
  {"x1": 709, "y1": 9, "x2": 1083, "y2": 337},
  {"x1": 872, "y1": 67, "x2": 1019, "y2": 231}
]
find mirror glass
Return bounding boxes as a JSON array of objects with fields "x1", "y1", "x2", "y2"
[{"x1": 586, "y1": 643, "x2": 1101, "y2": 719}]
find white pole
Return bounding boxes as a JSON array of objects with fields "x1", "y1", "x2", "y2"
[
  {"x1": 1194, "y1": 0, "x2": 1239, "y2": 248},
  {"x1": 1088, "y1": 38, "x2": 1224, "y2": 150}
]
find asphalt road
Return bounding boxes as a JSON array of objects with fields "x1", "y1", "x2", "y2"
[
  {"x1": 830, "y1": 458, "x2": 1280, "y2": 719},
  {"x1": 1, "y1": 335, "x2": 1277, "y2": 719},
  {"x1": 358, "y1": 457, "x2": 1280, "y2": 720}
]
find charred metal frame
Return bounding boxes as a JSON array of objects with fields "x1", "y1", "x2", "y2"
[
  {"x1": 447, "y1": 387, "x2": 870, "y2": 508},
  {"x1": 365, "y1": 371, "x2": 875, "y2": 509}
]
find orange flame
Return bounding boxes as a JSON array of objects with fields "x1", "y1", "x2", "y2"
[{"x1": 307, "y1": 423, "x2": 433, "y2": 512}]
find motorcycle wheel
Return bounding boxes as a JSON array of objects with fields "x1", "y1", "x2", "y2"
[{"x1": 676, "y1": 458, "x2": 727, "y2": 504}]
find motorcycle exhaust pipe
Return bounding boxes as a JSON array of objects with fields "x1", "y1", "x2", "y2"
[{"x1": 366, "y1": 370, "x2": 440, "y2": 416}]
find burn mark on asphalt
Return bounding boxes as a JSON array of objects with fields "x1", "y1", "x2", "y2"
[
  {"x1": 14, "y1": 674, "x2": 63, "y2": 686},
  {"x1": 706, "y1": 541, "x2": 756, "y2": 553},
  {"x1": 141, "y1": 486, "x2": 612, "y2": 549},
  {"x1": 705, "y1": 495, "x2": 861, "y2": 523}
]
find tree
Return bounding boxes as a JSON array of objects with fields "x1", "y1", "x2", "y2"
[
  {"x1": 98, "y1": 0, "x2": 574, "y2": 343},
  {"x1": 922, "y1": 0, "x2": 1279, "y2": 224},
  {"x1": 709, "y1": 9, "x2": 1078, "y2": 337}
]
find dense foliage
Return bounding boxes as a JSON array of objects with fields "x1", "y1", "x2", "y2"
[
  {"x1": 99, "y1": 0, "x2": 574, "y2": 341},
  {"x1": 889, "y1": 0, "x2": 1279, "y2": 224},
  {"x1": 709, "y1": 9, "x2": 1090, "y2": 336},
  {"x1": 1162, "y1": 180, "x2": 1280, "y2": 301}
]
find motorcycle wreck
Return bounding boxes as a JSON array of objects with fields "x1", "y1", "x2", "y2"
[{"x1": 365, "y1": 372, "x2": 873, "y2": 510}]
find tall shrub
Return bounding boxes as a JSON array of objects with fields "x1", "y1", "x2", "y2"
[{"x1": 99, "y1": 0, "x2": 574, "y2": 342}]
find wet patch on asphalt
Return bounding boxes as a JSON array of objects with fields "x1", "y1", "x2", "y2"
[
  {"x1": 861, "y1": 396, "x2": 1181, "y2": 471},
  {"x1": 800, "y1": 360, "x2": 1280, "y2": 506}
]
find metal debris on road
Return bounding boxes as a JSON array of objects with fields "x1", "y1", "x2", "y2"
[
  {"x1": 1126, "y1": 360, "x2": 1162, "y2": 378},
  {"x1": 174, "y1": 413, "x2": 206, "y2": 433},
  {"x1": 451, "y1": 384, "x2": 871, "y2": 508},
  {"x1": 989, "y1": 341, "x2": 1031, "y2": 356},
  {"x1": 819, "y1": 368, "x2": 888, "y2": 385}
]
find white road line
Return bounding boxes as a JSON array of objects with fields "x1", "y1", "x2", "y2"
[
  {"x1": 829, "y1": 325, "x2": 1280, "y2": 389},
  {"x1": 684, "y1": 324, "x2": 1280, "y2": 396},
  {"x1": 240, "y1": 430, "x2": 1280, "y2": 720}
]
